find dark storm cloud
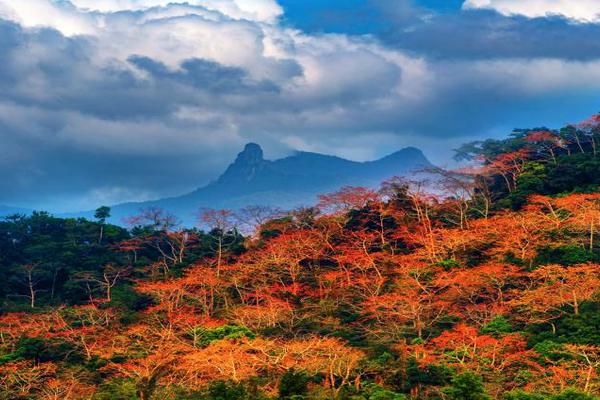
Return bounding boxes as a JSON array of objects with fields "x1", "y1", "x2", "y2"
[
  {"x1": 128, "y1": 56, "x2": 282, "y2": 95},
  {"x1": 282, "y1": 1, "x2": 600, "y2": 61},
  {"x1": 0, "y1": 105, "x2": 243, "y2": 210},
  {"x1": 379, "y1": 9, "x2": 600, "y2": 60}
]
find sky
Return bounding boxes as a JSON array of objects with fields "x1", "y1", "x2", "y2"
[{"x1": 1, "y1": 0, "x2": 600, "y2": 212}]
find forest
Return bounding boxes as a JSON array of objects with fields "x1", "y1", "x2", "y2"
[{"x1": 1, "y1": 115, "x2": 600, "y2": 399}]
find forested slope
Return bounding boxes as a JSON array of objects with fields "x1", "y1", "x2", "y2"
[{"x1": 1, "y1": 115, "x2": 600, "y2": 399}]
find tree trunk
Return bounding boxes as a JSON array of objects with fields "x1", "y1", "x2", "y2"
[
  {"x1": 28, "y1": 270, "x2": 35, "y2": 308},
  {"x1": 590, "y1": 220, "x2": 595, "y2": 253}
]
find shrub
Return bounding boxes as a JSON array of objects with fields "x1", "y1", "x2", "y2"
[
  {"x1": 279, "y1": 369, "x2": 309, "y2": 399},
  {"x1": 94, "y1": 379, "x2": 138, "y2": 400},
  {"x1": 188, "y1": 325, "x2": 255, "y2": 348},
  {"x1": 443, "y1": 372, "x2": 490, "y2": 400},
  {"x1": 0, "y1": 336, "x2": 84, "y2": 364},
  {"x1": 480, "y1": 316, "x2": 513, "y2": 337}
]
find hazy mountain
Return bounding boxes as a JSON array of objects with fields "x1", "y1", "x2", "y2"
[{"x1": 76, "y1": 143, "x2": 433, "y2": 225}]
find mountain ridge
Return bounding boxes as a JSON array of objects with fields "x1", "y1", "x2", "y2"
[{"x1": 66, "y1": 144, "x2": 433, "y2": 225}]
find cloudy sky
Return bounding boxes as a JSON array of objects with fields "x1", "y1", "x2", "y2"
[{"x1": 1, "y1": 0, "x2": 600, "y2": 212}]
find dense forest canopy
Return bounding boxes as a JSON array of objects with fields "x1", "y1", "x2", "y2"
[{"x1": 1, "y1": 115, "x2": 600, "y2": 399}]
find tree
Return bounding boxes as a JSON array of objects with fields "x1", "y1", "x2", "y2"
[
  {"x1": 511, "y1": 264, "x2": 600, "y2": 332},
  {"x1": 429, "y1": 166, "x2": 478, "y2": 228},
  {"x1": 278, "y1": 369, "x2": 309, "y2": 399},
  {"x1": 563, "y1": 344, "x2": 600, "y2": 394},
  {"x1": 364, "y1": 260, "x2": 446, "y2": 340},
  {"x1": 429, "y1": 324, "x2": 533, "y2": 379},
  {"x1": 76, "y1": 264, "x2": 129, "y2": 303},
  {"x1": 318, "y1": 186, "x2": 380, "y2": 215},
  {"x1": 235, "y1": 205, "x2": 283, "y2": 237},
  {"x1": 94, "y1": 206, "x2": 111, "y2": 244},
  {"x1": 199, "y1": 209, "x2": 240, "y2": 277},
  {"x1": 435, "y1": 264, "x2": 520, "y2": 326},
  {"x1": 525, "y1": 130, "x2": 565, "y2": 164},
  {"x1": 556, "y1": 194, "x2": 600, "y2": 253},
  {"x1": 126, "y1": 207, "x2": 179, "y2": 232},
  {"x1": 577, "y1": 114, "x2": 600, "y2": 156},
  {"x1": 126, "y1": 208, "x2": 201, "y2": 275},
  {"x1": 487, "y1": 149, "x2": 531, "y2": 193},
  {"x1": 117, "y1": 347, "x2": 176, "y2": 400},
  {"x1": 15, "y1": 264, "x2": 44, "y2": 308},
  {"x1": 443, "y1": 372, "x2": 490, "y2": 400}
]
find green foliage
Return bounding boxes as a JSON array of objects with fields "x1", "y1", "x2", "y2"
[
  {"x1": 0, "y1": 212, "x2": 129, "y2": 307},
  {"x1": 554, "y1": 303, "x2": 600, "y2": 345},
  {"x1": 442, "y1": 372, "x2": 490, "y2": 400},
  {"x1": 504, "y1": 391, "x2": 549, "y2": 400},
  {"x1": 458, "y1": 129, "x2": 600, "y2": 210},
  {"x1": 505, "y1": 389, "x2": 600, "y2": 400},
  {"x1": 94, "y1": 379, "x2": 139, "y2": 400},
  {"x1": 93, "y1": 379, "x2": 139, "y2": 400},
  {"x1": 0, "y1": 336, "x2": 83, "y2": 364},
  {"x1": 108, "y1": 284, "x2": 155, "y2": 312},
  {"x1": 535, "y1": 245, "x2": 598, "y2": 266},
  {"x1": 552, "y1": 389, "x2": 599, "y2": 400},
  {"x1": 349, "y1": 384, "x2": 407, "y2": 400},
  {"x1": 279, "y1": 369, "x2": 309, "y2": 399},
  {"x1": 498, "y1": 162, "x2": 547, "y2": 210},
  {"x1": 188, "y1": 325, "x2": 255, "y2": 348},
  {"x1": 0, "y1": 211, "x2": 249, "y2": 310},
  {"x1": 436, "y1": 259, "x2": 461, "y2": 271},
  {"x1": 544, "y1": 154, "x2": 600, "y2": 194},
  {"x1": 532, "y1": 340, "x2": 567, "y2": 362},
  {"x1": 195, "y1": 380, "x2": 267, "y2": 400},
  {"x1": 480, "y1": 316, "x2": 513, "y2": 337},
  {"x1": 208, "y1": 381, "x2": 247, "y2": 400},
  {"x1": 401, "y1": 358, "x2": 451, "y2": 393},
  {"x1": 528, "y1": 303, "x2": 600, "y2": 346},
  {"x1": 501, "y1": 153, "x2": 600, "y2": 209},
  {"x1": 94, "y1": 206, "x2": 112, "y2": 223}
]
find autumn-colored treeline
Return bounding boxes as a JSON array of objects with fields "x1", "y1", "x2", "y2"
[{"x1": 1, "y1": 115, "x2": 600, "y2": 399}]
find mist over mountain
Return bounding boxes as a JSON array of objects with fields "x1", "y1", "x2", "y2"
[{"x1": 73, "y1": 143, "x2": 432, "y2": 226}]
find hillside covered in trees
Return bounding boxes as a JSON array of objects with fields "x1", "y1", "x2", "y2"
[{"x1": 1, "y1": 115, "x2": 600, "y2": 399}]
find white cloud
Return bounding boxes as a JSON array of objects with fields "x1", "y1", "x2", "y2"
[
  {"x1": 67, "y1": 0, "x2": 282, "y2": 23},
  {"x1": 463, "y1": 0, "x2": 600, "y2": 22},
  {"x1": 0, "y1": 0, "x2": 431, "y2": 101},
  {"x1": 0, "y1": 0, "x2": 96, "y2": 35},
  {"x1": 0, "y1": 0, "x2": 282, "y2": 37}
]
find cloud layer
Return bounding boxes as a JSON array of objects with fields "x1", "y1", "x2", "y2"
[
  {"x1": 464, "y1": 0, "x2": 600, "y2": 22},
  {"x1": 0, "y1": 0, "x2": 599, "y2": 211}
]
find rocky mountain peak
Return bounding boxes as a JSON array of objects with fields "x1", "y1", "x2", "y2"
[
  {"x1": 217, "y1": 143, "x2": 267, "y2": 184},
  {"x1": 235, "y1": 143, "x2": 264, "y2": 166}
]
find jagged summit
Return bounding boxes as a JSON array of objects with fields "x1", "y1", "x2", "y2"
[
  {"x1": 217, "y1": 143, "x2": 269, "y2": 184},
  {"x1": 236, "y1": 143, "x2": 264, "y2": 165},
  {"x1": 75, "y1": 143, "x2": 433, "y2": 225}
]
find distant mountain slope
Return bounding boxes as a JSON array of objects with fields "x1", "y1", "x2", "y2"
[{"x1": 84, "y1": 143, "x2": 433, "y2": 225}]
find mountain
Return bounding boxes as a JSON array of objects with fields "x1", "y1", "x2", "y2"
[{"x1": 86, "y1": 144, "x2": 432, "y2": 225}]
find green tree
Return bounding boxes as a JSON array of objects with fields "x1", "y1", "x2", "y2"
[
  {"x1": 443, "y1": 372, "x2": 490, "y2": 400},
  {"x1": 279, "y1": 369, "x2": 309, "y2": 399},
  {"x1": 95, "y1": 206, "x2": 111, "y2": 244}
]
